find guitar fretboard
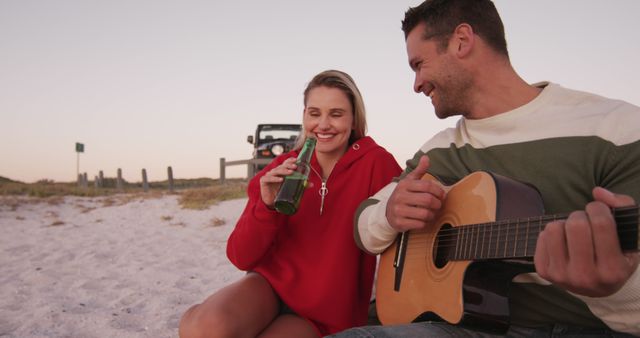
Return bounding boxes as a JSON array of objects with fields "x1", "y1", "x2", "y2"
[{"x1": 436, "y1": 206, "x2": 640, "y2": 261}]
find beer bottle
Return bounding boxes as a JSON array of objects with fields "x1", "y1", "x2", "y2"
[{"x1": 274, "y1": 137, "x2": 317, "y2": 215}]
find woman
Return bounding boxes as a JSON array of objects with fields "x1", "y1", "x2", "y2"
[{"x1": 179, "y1": 70, "x2": 401, "y2": 337}]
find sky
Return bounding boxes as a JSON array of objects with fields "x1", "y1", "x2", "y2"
[{"x1": 1, "y1": 0, "x2": 639, "y2": 183}]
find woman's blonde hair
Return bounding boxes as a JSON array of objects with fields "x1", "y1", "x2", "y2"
[{"x1": 294, "y1": 70, "x2": 367, "y2": 150}]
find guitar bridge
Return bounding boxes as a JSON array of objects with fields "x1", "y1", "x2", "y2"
[{"x1": 393, "y1": 232, "x2": 408, "y2": 291}]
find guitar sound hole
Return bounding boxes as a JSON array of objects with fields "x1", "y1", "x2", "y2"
[{"x1": 433, "y1": 224, "x2": 453, "y2": 269}]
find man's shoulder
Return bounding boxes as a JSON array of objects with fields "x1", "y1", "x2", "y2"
[{"x1": 544, "y1": 82, "x2": 639, "y2": 112}]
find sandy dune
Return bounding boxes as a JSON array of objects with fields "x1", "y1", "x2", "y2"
[{"x1": 0, "y1": 194, "x2": 247, "y2": 338}]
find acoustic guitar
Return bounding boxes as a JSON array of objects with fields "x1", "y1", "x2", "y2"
[{"x1": 376, "y1": 171, "x2": 639, "y2": 332}]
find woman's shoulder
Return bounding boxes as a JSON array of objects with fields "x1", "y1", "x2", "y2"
[
  {"x1": 356, "y1": 136, "x2": 395, "y2": 157},
  {"x1": 351, "y1": 137, "x2": 400, "y2": 171}
]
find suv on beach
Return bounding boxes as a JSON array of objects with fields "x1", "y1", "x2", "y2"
[{"x1": 247, "y1": 124, "x2": 302, "y2": 173}]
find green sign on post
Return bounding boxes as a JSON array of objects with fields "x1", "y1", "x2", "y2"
[{"x1": 75, "y1": 142, "x2": 84, "y2": 184}]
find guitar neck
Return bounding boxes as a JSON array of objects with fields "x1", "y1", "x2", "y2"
[{"x1": 442, "y1": 206, "x2": 640, "y2": 261}]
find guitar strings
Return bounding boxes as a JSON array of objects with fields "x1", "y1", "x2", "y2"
[
  {"x1": 401, "y1": 229, "x2": 639, "y2": 261},
  {"x1": 421, "y1": 207, "x2": 639, "y2": 241},
  {"x1": 430, "y1": 219, "x2": 639, "y2": 243},
  {"x1": 398, "y1": 211, "x2": 639, "y2": 260},
  {"x1": 406, "y1": 221, "x2": 639, "y2": 246},
  {"x1": 401, "y1": 235, "x2": 639, "y2": 261},
  {"x1": 429, "y1": 219, "x2": 639, "y2": 243}
]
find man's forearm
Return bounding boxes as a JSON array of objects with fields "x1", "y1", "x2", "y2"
[{"x1": 354, "y1": 183, "x2": 399, "y2": 254}]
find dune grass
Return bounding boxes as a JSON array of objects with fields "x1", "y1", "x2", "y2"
[
  {"x1": 0, "y1": 179, "x2": 111, "y2": 198},
  {"x1": 0, "y1": 176, "x2": 249, "y2": 209},
  {"x1": 178, "y1": 179, "x2": 248, "y2": 210}
]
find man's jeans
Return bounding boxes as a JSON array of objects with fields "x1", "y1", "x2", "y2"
[{"x1": 326, "y1": 322, "x2": 636, "y2": 338}]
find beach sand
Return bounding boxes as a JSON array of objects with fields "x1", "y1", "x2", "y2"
[{"x1": 0, "y1": 194, "x2": 247, "y2": 338}]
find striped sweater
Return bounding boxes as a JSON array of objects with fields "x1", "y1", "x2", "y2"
[{"x1": 355, "y1": 82, "x2": 640, "y2": 334}]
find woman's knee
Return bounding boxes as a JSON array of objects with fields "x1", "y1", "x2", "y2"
[
  {"x1": 179, "y1": 274, "x2": 280, "y2": 338},
  {"x1": 179, "y1": 303, "x2": 240, "y2": 338},
  {"x1": 178, "y1": 304, "x2": 201, "y2": 338}
]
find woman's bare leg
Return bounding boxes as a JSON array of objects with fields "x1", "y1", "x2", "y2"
[
  {"x1": 179, "y1": 272, "x2": 280, "y2": 338},
  {"x1": 258, "y1": 314, "x2": 319, "y2": 338}
]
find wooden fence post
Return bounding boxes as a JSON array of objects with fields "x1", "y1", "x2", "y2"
[
  {"x1": 167, "y1": 166, "x2": 174, "y2": 192},
  {"x1": 117, "y1": 168, "x2": 123, "y2": 190},
  {"x1": 98, "y1": 170, "x2": 104, "y2": 188},
  {"x1": 247, "y1": 163, "x2": 254, "y2": 179},
  {"x1": 220, "y1": 158, "x2": 226, "y2": 184},
  {"x1": 142, "y1": 169, "x2": 149, "y2": 192}
]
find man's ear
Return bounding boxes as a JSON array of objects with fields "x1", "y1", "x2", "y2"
[{"x1": 452, "y1": 23, "x2": 475, "y2": 58}]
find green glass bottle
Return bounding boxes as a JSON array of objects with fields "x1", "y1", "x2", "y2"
[{"x1": 274, "y1": 137, "x2": 317, "y2": 215}]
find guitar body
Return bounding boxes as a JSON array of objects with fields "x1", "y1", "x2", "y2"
[{"x1": 376, "y1": 171, "x2": 545, "y2": 331}]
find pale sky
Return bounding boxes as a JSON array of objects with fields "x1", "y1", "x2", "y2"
[{"x1": 2, "y1": 0, "x2": 639, "y2": 183}]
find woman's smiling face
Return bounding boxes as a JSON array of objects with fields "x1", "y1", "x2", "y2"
[{"x1": 303, "y1": 86, "x2": 354, "y2": 160}]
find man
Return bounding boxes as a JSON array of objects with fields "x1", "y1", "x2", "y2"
[{"x1": 331, "y1": 0, "x2": 640, "y2": 336}]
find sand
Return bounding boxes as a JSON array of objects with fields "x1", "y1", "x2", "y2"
[{"x1": 0, "y1": 194, "x2": 247, "y2": 338}]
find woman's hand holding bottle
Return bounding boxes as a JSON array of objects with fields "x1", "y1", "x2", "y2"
[{"x1": 259, "y1": 158, "x2": 297, "y2": 208}]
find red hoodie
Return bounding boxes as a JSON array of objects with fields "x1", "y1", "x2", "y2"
[{"x1": 226, "y1": 136, "x2": 401, "y2": 335}]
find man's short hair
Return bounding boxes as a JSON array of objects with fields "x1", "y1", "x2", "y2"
[{"x1": 402, "y1": 0, "x2": 508, "y2": 56}]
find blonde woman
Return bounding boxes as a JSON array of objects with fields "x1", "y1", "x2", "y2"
[{"x1": 179, "y1": 70, "x2": 401, "y2": 337}]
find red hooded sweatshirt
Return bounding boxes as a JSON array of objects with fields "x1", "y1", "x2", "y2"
[{"x1": 226, "y1": 136, "x2": 401, "y2": 335}]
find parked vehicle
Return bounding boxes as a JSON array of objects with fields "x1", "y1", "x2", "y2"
[{"x1": 247, "y1": 124, "x2": 302, "y2": 173}]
